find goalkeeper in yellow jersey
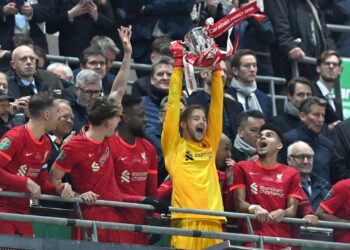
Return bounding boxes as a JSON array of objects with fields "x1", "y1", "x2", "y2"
[{"x1": 161, "y1": 40, "x2": 226, "y2": 250}]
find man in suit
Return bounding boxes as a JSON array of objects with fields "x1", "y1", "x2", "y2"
[
  {"x1": 313, "y1": 50, "x2": 343, "y2": 128},
  {"x1": 287, "y1": 141, "x2": 331, "y2": 211},
  {"x1": 283, "y1": 97, "x2": 334, "y2": 183},
  {"x1": 227, "y1": 49, "x2": 273, "y2": 118},
  {"x1": 7, "y1": 45, "x2": 63, "y2": 99}
]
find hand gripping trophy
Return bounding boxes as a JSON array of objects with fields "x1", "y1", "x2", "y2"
[{"x1": 176, "y1": 1, "x2": 260, "y2": 94}]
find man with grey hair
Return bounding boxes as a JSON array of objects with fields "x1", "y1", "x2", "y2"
[
  {"x1": 71, "y1": 69, "x2": 102, "y2": 132},
  {"x1": 282, "y1": 97, "x2": 335, "y2": 183},
  {"x1": 70, "y1": 26, "x2": 133, "y2": 133},
  {"x1": 47, "y1": 63, "x2": 74, "y2": 83},
  {"x1": 287, "y1": 141, "x2": 331, "y2": 211},
  {"x1": 47, "y1": 63, "x2": 74, "y2": 95}
]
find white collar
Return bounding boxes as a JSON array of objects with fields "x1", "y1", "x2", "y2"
[{"x1": 316, "y1": 80, "x2": 333, "y2": 97}]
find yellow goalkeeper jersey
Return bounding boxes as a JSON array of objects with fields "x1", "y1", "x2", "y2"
[{"x1": 161, "y1": 68, "x2": 226, "y2": 222}]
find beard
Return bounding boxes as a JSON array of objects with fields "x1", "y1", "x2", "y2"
[
  {"x1": 130, "y1": 126, "x2": 145, "y2": 138},
  {"x1": 322, "y1": 75, "x2": 337, "y2": 82}
]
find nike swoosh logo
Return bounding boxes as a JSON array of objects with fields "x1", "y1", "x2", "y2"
[
  {"x1": 249, "y1": 172, "x2": 260, "y2": 175},
  {"x1": 88, "y1": 153, "x2": 94, "y2": 157},
  {"x1": 121, "y1": 156, "x2": 128, "y2": 161},
  {"x1": 25, "y1": 153, "x2": 33, "y2": 157}
]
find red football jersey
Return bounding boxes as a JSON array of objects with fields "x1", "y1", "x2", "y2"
[
  {"x1": 0, "y1": 125, "x2": 51, "y2": 213},
  {"x1": 320, "y1": 179, "x2": 350, "y2": 243},
  {"x1": 231, "y1": 160, "x2": 302, "y2": 248},
  {"x1": 113, "y1": 136, "x2": 158, "y2": 217},
  {"x1": 54, "y1": 126, "x2": 122, "y2": 203},
  {"x1": 112, "y1": 136, "x2": 158, "y2": 244}
]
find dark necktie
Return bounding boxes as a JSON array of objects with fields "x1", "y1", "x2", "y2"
[
  {"x1": 302, "y1": 179, "x2": 312, "y2": 197},
  {"x1": 245, "y1": 96, "x2": 250, "y2": 110}
]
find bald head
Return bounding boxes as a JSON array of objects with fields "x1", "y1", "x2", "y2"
[
  {"x1": 216, "y1": 134, "x2": 232, "y2": 169},
  {"x1": 11, "y1": 45, "x2": 37, "y2": 80},
  {"x1": 287, "y1": 141, "x2": 314, "y2": 178}
]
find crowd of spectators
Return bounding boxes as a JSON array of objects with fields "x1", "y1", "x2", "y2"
[{"x1": 0, "y1": 0, "x2": 350, "y2": 249}]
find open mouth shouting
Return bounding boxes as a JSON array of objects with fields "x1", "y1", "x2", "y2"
[{"x1": 195, "y1": 126, "x2": 205, "y2": 135}]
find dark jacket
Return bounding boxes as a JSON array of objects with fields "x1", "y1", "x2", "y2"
[
  {"x1": 322, "y1": 0, "x2": 350, "y2": 57},
  {"x1": 142, "y1": 85, "x2": 167, "y2": 132},
  {"x1": 229, "y1": 15, "x2": 275, "y2": 76},
  {"x1": 331, "y1": 118, "x2": 350, "y2": 183},
  {"x1": 112, "y1": 0, "x2": 194, "y2": 63},
  {"x1": 232, "y1": 147, "x2": 251, "y2": 163},
  {"x1": 269, "y1": 112, "x2": 301, "y2": 134},
  {"x1": 264, "y1": 0, "x2": 335, "y2": 80},
  {"x1": 187, "y1": 90, "x2": 244, "y2": 143},
  {"x1": 70, "y1": 100, "x2": 88, "y2": 133},
  {"x1": 312, "y1": 83, "x2": 343, "y2": 124},
  {"x1": 303, "y1": 174, "x2": 331, "y2": 211},
  {"x1": 282, "y1": 124, "x2": 335, "y2": 182},
  {"x1": 225, "y1": 86, "x2": 273, "y2": 119},
  {"x1": 47, "y1": 0, "x2": 116, "y2": 57},
  {"x1": 7, "y1": 69, "x2": 64, "y2": 99},
  {"x1": 131, "y1": 75, "x2": 151, "y2": 98},
  {"x1": 0, "y1": 0, "x2": 53, "y2": 51},
  {"x1": 146, "y1": 122, "x2": 168, "y2": 186}
]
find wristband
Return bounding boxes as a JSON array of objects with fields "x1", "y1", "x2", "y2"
[{"x1": 248, "y1": 204, "x2": 260, "y2": 214}]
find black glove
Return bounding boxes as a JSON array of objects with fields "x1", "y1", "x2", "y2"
[{"x1": 141, "y1": 197, "x2": 169, "y2": 214}]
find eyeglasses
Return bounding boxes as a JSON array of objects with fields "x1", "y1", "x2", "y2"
[
  {"x1": 78, "y1": 87, "x2": 102, "y2": 97},
  {"x1": 322, "y1": 61, "x2": 340, "y2": 68},
  {"x1": 289, "y1": 154, "x2": 314, "y2": 161},
  {"x1": 87, "y1": 60, "x2": 106, "y2": 66}
]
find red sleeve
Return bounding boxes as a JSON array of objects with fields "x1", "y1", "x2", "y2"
[
  {"x1": 146, "y1": 144, "x2": 158, "y2": 198},
  {"x1": 320, "y1": 181, "x2": 344, "y2": 215},
  {"x1": 37, "y1": 165, "x2": 57, "y2": 195},
  {"x1": 53, "y1": 143, "x2": 76, "y2": 173},
  {"x1": 0, "y1": 134, "x2": 20, "y2": 167},
  {"x1": 287, "y1": 169, "x2": 303, "y2": 200},
  {"x1": 0, "y1": 168, "x2": 28, "y2": 192},
  {"x1": 121, "y1": 193, "x2": 143, "y2": 203},
  {"x1": 230, "y1": 162, "x2": 246, "y2": 192},
  {"x1": 0, "y1": 132, "x2": 28, "y2": 192},
  {"x1": 158, "y1": 178, "x2": 172, "y2": 201},
  {"x1": 297, "y1": 190, "x2": 314, "y2": 217}
]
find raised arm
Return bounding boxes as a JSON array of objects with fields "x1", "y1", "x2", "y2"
[
  {"x1": 206, "y1": 66, "x2": 224, "y2": 153},
  {"x1": 109, "y1": 25, "x2": 132, "y2": 103},
  {"x1": 161, "y1": 41, "x2": 183, "y2": 156}
]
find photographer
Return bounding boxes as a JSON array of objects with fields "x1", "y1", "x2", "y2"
[
  {"x1": 0, "y1": 71, "x2": 26, "y2": 137},
  {"x1": 46, "y1": 0, "x2": 116, "y2": 58},
  {"x1": 0, "y1": 0, "x2": 54, "y2": 52}
]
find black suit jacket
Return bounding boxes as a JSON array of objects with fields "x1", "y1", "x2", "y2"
[
  {"x1": 7, "y1": 69, "x2": 64, "y2": 99},
  {"x1": 312, "y1": 83, "x2": 343, "y2": 124},
  {"x1": 302, "y1": 174, "x2": 331, "y2": 212},
  {"x1": 0, "y1": 0, "x2": 54, "y2": 51}
]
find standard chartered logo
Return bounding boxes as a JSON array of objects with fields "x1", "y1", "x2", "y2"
[
  {"x1": 250, "y1": 182, "x2": 258, "y2": 195},
  {"x1": 17, "y1": 165, "x2": 27, "y2": 176},
  {"x1": 121, "y1": 170, "x2": 130, "y2": 183}
]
